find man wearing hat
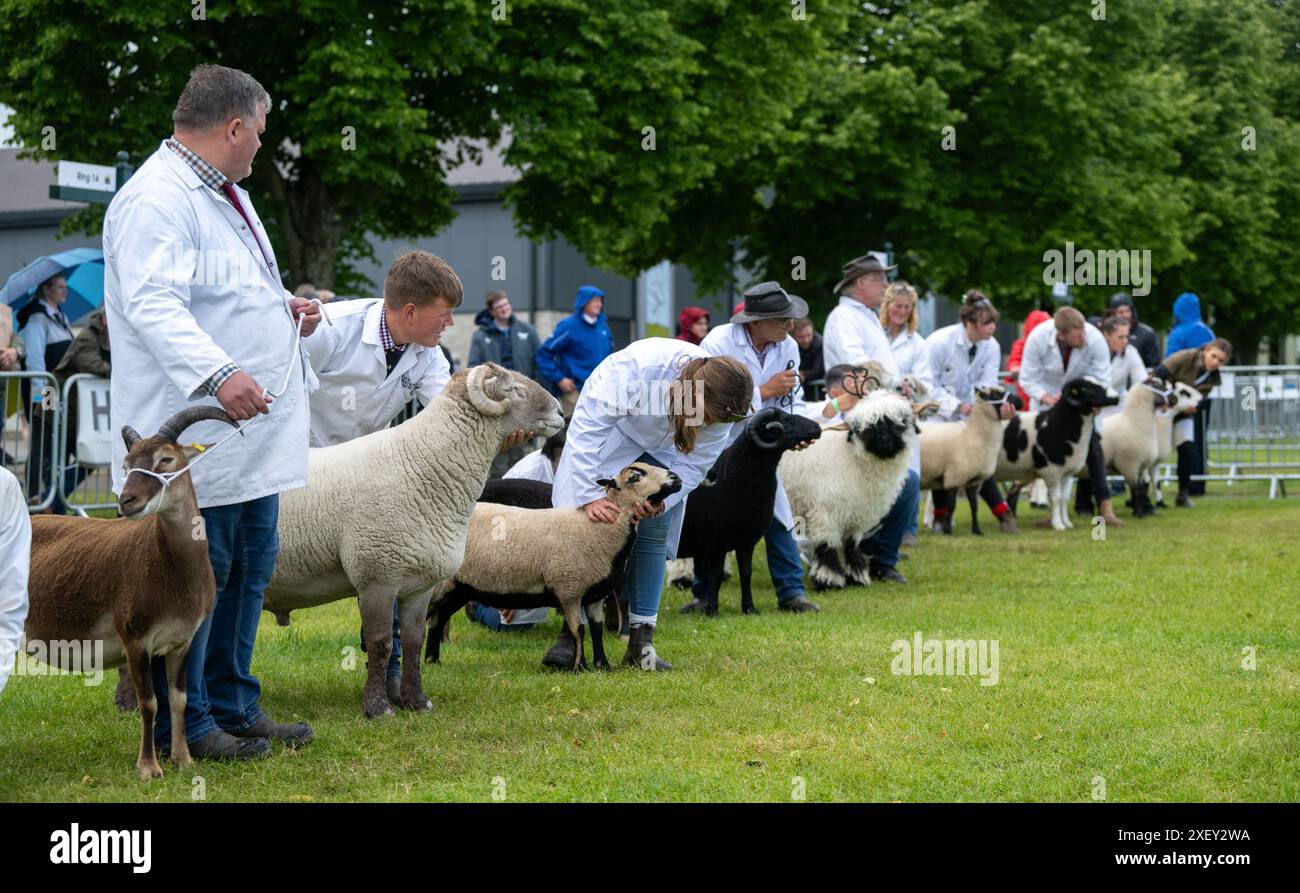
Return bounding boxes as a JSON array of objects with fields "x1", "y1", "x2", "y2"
[
  {"x1": 690, "y1": 282, "x2": 821, "y2": 614},
  {"x1": 821, "y1": 254, "x2": 918, "y2": 584}
]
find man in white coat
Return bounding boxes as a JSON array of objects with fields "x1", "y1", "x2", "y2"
[
  {"x1": 0, "y1": 468, "x2": 30, "y2": 699},
  {"x1": 820, "y1": 254, "x2": 918, "y2": 584},
  {"x1": 695, "y1": 281, "x2": 820, "y2": 613},
  {"x1": 104, "y1": 65, "x2": 322, "y2": 761},
  {"x1": 1018, "y1": 306, "x2": 1124, "y2": 527}
]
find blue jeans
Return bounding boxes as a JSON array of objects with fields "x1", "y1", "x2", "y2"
[
  {"x1": 621, "y1": 510, "x2": 671, "y2": 621},
  {"x1": 468, "y1": 603, "x2": 537, "y2": 632},
  {"x1": 690, "y1": 516, "x2": 805, "y2": 604},
  {"x1": 861, "y1": 470, "x2": 920, "y2": 570},
  {"x1": 153, "y1": 494, "x2": 279, "y2": 746}
]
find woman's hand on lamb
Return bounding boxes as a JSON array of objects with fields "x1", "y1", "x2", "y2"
[
  {"x1": 632, "y1": 499, "x2": 664, "y2": 520},
  {"x1": 584, "y1": 497, "x2": 622, "y2": 523},
  {"x1": 999, "y1": 403, "x2": 1016, "y2": 420},
  {"x1": 499, "y1": 428, "x2": 536, "y2": 453},
  {"x1": 1040, "y1": 393, "x2": 1060, "y2": 407},
  {"x1": 790, "y1": 439, "x2": 817, "y2": 452},
  {"x1": 959, "y1": 403, "x2": 973, "y2": 416}
]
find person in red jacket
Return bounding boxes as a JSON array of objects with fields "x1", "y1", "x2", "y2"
[
  {"x1": 1008, "y1": 309, "x2": 1051, "y2": 409},
  {"x1": 675, "y1": 307, "x2": 710, "y2": 344}
]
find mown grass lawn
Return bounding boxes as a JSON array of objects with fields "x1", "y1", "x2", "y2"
[{"x1": 2, "y1": 495, "x2": 1297, "y2": 802}]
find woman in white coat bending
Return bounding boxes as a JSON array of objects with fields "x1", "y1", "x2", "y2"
[{"x1": 551, "y1": 339, "x2": 753, "y2": 670}]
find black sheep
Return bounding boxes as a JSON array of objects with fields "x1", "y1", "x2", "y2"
[{"x1": 677, "y1": 408, "x2": 823, "y2": 616}]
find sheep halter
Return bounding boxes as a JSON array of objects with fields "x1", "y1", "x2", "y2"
[{"x1": 123, "y1": 297, "x2": 332, "y2": 499}]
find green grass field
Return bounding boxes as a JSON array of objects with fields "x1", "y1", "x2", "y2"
[{"x1": 2, "y1": 495, "x2": 1297, "y2": 803}]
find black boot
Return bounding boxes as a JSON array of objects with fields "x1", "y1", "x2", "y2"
[
  {"x1": 542, "y1": 624, "x2": 584, "y2": 670},
  {"x1": 622, "y1": 623, "x2": 672, "y2": 671}
]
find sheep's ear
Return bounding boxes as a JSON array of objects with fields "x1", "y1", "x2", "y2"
[
  {"x1": 597, "y1": 478, "x2": 618, "y2": 491},
  {"x1": 182, "y1": 442, "x2": 215, "y2": 463}
]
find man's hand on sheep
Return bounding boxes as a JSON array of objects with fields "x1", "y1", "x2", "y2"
[
  {"x1": 760, "y1": 369, "x2": 798, "y2": 401},
  {"x1": 790, "y1": 439, "x2": 817, "y2": 452},
  {"x1": 288, "y1": 297, "x2": 323, "y2": 337},
  {"x1": 216, "y1": 370, "x2": 271, "y2": 420},
  {"x1": 999, "y1": 402, "x2": 1016, "y2": 420},
  {"x1": 499, "y1": 428, "x2": 536, "y2": 453},
  {"x1": 959, "y1": 403, "x2": 973, "y2": 416}
]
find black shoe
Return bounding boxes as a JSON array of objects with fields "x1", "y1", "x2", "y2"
[
  {"x1": 234, "y1": 716, "x2": 315, "y2": 748},
  {"x1": 1176, "y1": 490, "x2": 1194, "y2": 508},
  {"x1": 542, "y1": 624, "x2": 583, "y2": 670},
  {"x1": 869, "y1": 564, "x2": 908, "y2": 584},
  {"x1": 464, "y1": 601, "x2": 478, "y2": 624},
  {"x1": 622, "y1": 623, "x2": 671, "y2": 671},
  {"x1": 900, "y1": 532, "x2": 918, "y2": 548},
  {"x1": 778, "y1": 595, "x2": 820, "y2": 613},
  {"x1": 181, "y1": 729, "x2": 272, "y2": 761},
  {"x1": 679, "y1": 598, "x2": 718, "y2": 616}
]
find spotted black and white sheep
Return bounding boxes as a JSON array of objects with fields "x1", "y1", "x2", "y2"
[
  {"x1": 780, "y1": 390, "x2": 917, "y2": 589},
  {"x1": 996, "y1": 376, "x2": 1119, "y2": 531}
]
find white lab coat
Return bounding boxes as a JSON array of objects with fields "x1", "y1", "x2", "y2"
[
  {"x1": 503, "y1": 449, "x2": 556, "y2": 485},
  {"x1": 887, "y1": 328, "x2": 935, "y2": 392},
  {"x1": 0, "y1": 468, "x2": 31, "y2": 698},
  {"x1": 1018, "y1": 321, "x2": 1110, "y2": 412},
  {"x1": 303, "y1": 298, "x2": 451, "y2": 446},
  {"x1": 104, "y1": 142, "x2": 312, "y2": 508},
  {"x1": 1100, "y1": 344, "x2": 1147, "y2": 420},
  {"x1": 821, "y1": 296, "x2": 900, "y2": 381},
  {"x1": 924, "y1": 324, "x2": 1002, "y2": 422},
  {"x1": 552, "y1": 338, "x2": 735, "y2": 558},
  {"x1": 699, "y1": 322, "x2": 805, "y2": 530}
]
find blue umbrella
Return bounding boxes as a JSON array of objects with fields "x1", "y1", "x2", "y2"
[{"x1": 1, "y1": 248, "x2": 106, "y2": 324}]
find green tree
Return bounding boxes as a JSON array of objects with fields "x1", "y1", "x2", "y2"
[{"x1": 0, "y1": 0, "x2": 842, "y2": 291}]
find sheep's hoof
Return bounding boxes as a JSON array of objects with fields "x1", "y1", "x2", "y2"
[
  {"x1": 397, "y1": 695, "x2": 434, "y2": 712},
  {"x1": 679, "y1": 598, "x2": 717, "y2": 616},
  {"x1": 363, "y1": 696, "x2": 396, "y2": 719},
  {"x1": 137, "y1": 760, "x2": 163, "y2": 781},
  {"x1": 742, "y1": 605, "x2": 760, "y2": 616},
  {"x1": 593, "y1": 658, "x2": 611, "y2": 671}
]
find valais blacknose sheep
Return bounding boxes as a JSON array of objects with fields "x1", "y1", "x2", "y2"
[
  {"x1": 780, "y1": 391, "x2": 916, "y2": 589},
  {"x1": 264, "y1": 364, "x2": 564, "y2": 718}
]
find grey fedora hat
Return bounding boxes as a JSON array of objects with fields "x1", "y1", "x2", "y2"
[
  {"x1": 729, "y1": 281, "x2": 810, "y2": 324},
  {"x1": 833, "y1": 254, "x2": 897, "y2": 296}
]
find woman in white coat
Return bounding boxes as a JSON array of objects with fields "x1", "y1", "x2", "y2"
[
  {"x1": 923, "y1": 290, "x2": 1019, "y2": 534},
  {"x1": 881, "y1": 281, "x2": 933, "y2": 543},
  {"x1": 551, "y1": 339, "x2": 753, "y2": 670},
  {"x1": 1098, "y1": 312, "x2": 1147, "y2": 420}
]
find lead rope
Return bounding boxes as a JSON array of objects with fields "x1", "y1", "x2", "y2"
[{"x1": 124, "y1": 297, "x2": 331, "y2": 499}]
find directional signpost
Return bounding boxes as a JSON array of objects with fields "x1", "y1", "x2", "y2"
[{"x1": 48, "y1": 151, "x2": 132, "y2": 205}]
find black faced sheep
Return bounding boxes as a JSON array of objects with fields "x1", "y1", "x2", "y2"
[{"x1": 675, "y1": 408, "x2": 823, "y2": 616}]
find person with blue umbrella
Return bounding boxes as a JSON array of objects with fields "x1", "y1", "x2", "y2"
[{"x1": 17, "y1": 273, "x2": 76, "y2": 512}]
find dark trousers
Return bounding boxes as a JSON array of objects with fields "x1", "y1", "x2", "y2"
[
  {"x1": 934, "y1": 477, "x2": 1005, "y2": 514},
  {"x1": 153, "y1": 494, "x2": 279, "y2": 746},
  {"x1": 1074, "y1": 428, "x2": 1111, "y2": 513}
]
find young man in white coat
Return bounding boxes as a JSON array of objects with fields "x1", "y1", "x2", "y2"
[
  {"x1": 820, "y1": 255, "x2": 918, "y2": 584},
  {"x1": 302, "y1": 251, "x2": 538, "y2": 695},
  {"x1": 1017, "y1": 306, "x2": 1124, "y2": 527},
  {"x1": 693, "y1": 281, "x2": 820, "y2": 613},
  {"x1": 104, "y1": 65, "x2": 323, "y2": 761}
]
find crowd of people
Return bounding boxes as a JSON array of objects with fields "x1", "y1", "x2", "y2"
[{"x1": 0, "y1": 64, "x2": 1236, "y2": 759}]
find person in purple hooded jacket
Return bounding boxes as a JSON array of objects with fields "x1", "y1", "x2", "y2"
[{"x1": 536, "y1": 285, "x2": 615, "y2": 415}]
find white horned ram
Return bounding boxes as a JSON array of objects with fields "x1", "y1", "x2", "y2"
[{"x1": 263, "y1": 363, "x2": 564, "y2": 718}]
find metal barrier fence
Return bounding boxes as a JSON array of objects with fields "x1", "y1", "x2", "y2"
[
  {"x1": 56, "y1": 373, "x2": 121, "y2": 517},
  {"x1": 2, "y1": 370, "x2": 60, "y2": 513}
]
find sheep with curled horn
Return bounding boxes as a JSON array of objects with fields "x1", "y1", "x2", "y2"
[{"x1": 26, "y1": 405, "x2": 240, "y2": 780}]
